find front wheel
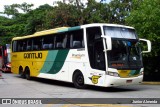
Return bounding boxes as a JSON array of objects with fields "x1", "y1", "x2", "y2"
[{"x1": 73, "y1": 71, "x2": 86, "y2": 89}]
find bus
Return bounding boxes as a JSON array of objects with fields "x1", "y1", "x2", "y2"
[
  {"x1": 0, "y1": 44, "x2": 11, "y2": 72},
  {"x1": 11, "y1": 23, "x2": 151, "y2": 88}
]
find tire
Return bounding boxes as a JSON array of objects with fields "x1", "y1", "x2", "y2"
[
  {"x1": 73, "y1": 71, "x2": 86, "y2": 89},
  {"x1": 19, "y1": 67, "x2": 24, "y2": 78},
  {"x1": 25, "y1": 69, "x2": 31, "y2": 80}
]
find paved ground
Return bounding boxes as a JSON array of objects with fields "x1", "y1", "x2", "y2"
[{"x1": 0, "y1": 72, "x2": 160, "y2": 107}]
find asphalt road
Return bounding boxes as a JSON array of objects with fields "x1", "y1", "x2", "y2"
[{"x1": 0, "y1": 72, "x2": 160, "y2": 107}]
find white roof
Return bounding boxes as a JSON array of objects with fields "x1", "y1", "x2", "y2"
[{"x1": 81, "y1": 23, "x2": 134, "y2": 29}]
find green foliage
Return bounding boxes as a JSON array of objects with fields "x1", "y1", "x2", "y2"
[
  {"x1": 18, "y1": 2, "x2": 34, "y2": 13},
  {"x1": 50, "y1": 2, "x2": 80, "y2": 27},
  {"x1": 0, "y1": 16, "x2": 15, "y2": 45},
  {"x1": 0, "y1": 2, "x2": 34, "y2": 45},
  {"x1": 108, "y1": 0, "x2": 132, "y2": 24},
  {"x1": 126, "y1": 0, "x2": 160, "y2": 57},
  {"x1": 4, "y1": 4, "x2": 19, "y2": 16},
  {"x1": 24, "y1": 4, "x2": 54, "y2": 34},
  {"x1": 84, "y1": 0, "x2": 108, "y2": 23},
  {"x1": 0, "y1": 0, "x2": 133, "y2": 44},
  {"x1": 3, "y1": 2, "x2": 33, "y2": 17},
  {"x1": 126, "y1": 0, "x2": 160, "y2": 81}
]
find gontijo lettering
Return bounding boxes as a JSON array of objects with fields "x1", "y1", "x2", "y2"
[{"x1": 24, "y1": 53, "x2": 42, "y2": 59}]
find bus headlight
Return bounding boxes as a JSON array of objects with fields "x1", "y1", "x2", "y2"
[{"x1": 107, "y1": 71, "x2": 119, "y2": 77}]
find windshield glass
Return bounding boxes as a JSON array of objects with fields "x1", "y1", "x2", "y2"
[
  {"x1": 103, "y1": 26, "x2": 143, "y2": 69},
  {"x1": 108, "y1": 39, "x2": 142, "y2": 69},
  {"x1": 104, "y1": 26, "x2": 137, "y2": 39}
]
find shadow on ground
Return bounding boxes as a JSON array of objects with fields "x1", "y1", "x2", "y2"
[{"x1": 13, "y1": 75, "x2": 141, "y2": 93}]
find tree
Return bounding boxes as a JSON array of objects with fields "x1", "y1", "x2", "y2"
[
  {"x1": 84, "y1": 0, "x2": 107, "y2": 23},
  {"x1": 24, "y1": 4, "x2": 54, "y2": 34},
  {"x1": 108, "y1": 0, "x2": 132, "y2": 24},
  {"x1": 0, "y1": 2, "x2": 34, "y2": 45},
  {"x1": 126, "y1": 0, "x2": 160, "y2": 56},
  {"x1": 49, "y1": 1, "x2": 84, "y2": 27},
  {"x1": 3, "y1": 4, "x2": 19, "y2": 16},
  {"x1": 3, "y1": 2, "x2": 33, "y2": 17},
  {"x1": 18, "y1": 2, "x2": 34, "y2": 13},
  {"x1": 126, "y1": 0, "x2": 160, "y2": 81}
]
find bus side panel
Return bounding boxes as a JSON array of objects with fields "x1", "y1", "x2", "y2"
[
  {"x1": 66, "y1": 48, "x2": 107, "y2": 87},
  {"x1": 66, "y1": 49, "x2": 88, "y2": 83},
  {"x1": 11, "y1": 53, "x2": 21, "y2": 74},
  {"x1": 38, "y1": 50, "x2": 69, "y2": 81},
  {"x1": 11, "y1": 51, "x2": 49, "y2": 76},
  {"x1": 85, "y1": 64, "x2": 106, "y2": 86}
]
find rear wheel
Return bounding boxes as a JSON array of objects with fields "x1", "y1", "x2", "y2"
[
  {"x1": 25, "y1": 68, "x2": 31, "y2": 80},
  {"x1": 73, "y1": 71, "x2": 86, "y2": 89},
  {"x1": 19, "y1": 67, "x2": 24, "y2": 78}
]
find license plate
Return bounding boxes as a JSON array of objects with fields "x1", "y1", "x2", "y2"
[{"x1": 126, "y1": 80, "x2": 132, "y2": 83}]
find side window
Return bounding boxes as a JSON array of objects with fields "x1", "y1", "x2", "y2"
[
  {"x1": 21, "y1": 40, "x2": 27, "y2": 51},
  {"x1": 42, "y1": 35, "x2": 54, "y2": 50},
  {"x1": 12, "y1": 41, "x2": 17, "y2": 52},
  {"x1": 69, "y1": 29, "x2": 84, "y2": 49},
  {"x1": 26, "y1": 39, "x2": 32, "y2": 51},
  {"x1": 55, "y1": 33, "x2": 67, "y2": 49},
  {"x1": 17, "y1": 40, "x2": 24, "y2": 52},
  {"x1": 12, "y1": 40, "x2": 27, "y2": 52},
  {"x1": 33, "y1": 37, "x2": 42, "y2": 50}
]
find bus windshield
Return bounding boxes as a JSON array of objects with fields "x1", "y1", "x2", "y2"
[
  {"x1": 104, "y1": 26, "x2": 137, "y2": 39},
  {"x1": 104, "y1": 26, "x2": 143, "y2": 69}
]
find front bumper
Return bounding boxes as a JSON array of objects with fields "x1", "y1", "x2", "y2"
[{"x1": 105, "y1": 75, "x2": 143, "y2": 87}]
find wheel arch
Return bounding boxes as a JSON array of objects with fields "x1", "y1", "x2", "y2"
[
  {"x1": 24, "y1": 66, "x2": 30, "y2": 73},
  {"x1": 72, "y1": 69, "x2": 87, "y2": 89},
  {"x1": 24, "y1": 66, "x2": 31, "y2": 80},
  {"x1": 72, "y1": 69, "x2": 83, "y2": 82},
  {"x1": 18, "y1": 66, "x2": 24, "y2": 77},
  {"x1": 19, "y1": 66, "x2": 23, "y2": 72}
]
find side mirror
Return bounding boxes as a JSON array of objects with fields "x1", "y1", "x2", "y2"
[
  {"x1": 101, "y1": 35, "x2": 112, "y2": 51},
  {"x1": 139, "y1": 38, "x2": 151, "y2": 53}
]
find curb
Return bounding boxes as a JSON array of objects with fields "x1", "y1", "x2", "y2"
[{"x1": 142, "y1": 82, "x2": 160, "y2": 85}]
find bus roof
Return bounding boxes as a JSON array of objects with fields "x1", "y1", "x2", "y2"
[
  {"x1": 81, "y1": 23, "x2": 134, "y2": 29},
  {"x1": 12, "y1": 26, "x2": 83, "y2": 40},
  {"x1": 12, "y1": 23, "x2": 134, "y2": 41},
  {"x1": 12, "y1": 27, "x2": 68, "y2": 40}
]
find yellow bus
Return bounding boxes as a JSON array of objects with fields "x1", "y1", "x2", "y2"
[{"x1": 11, "y1": 23, "x2": 151, "y2": 88}]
